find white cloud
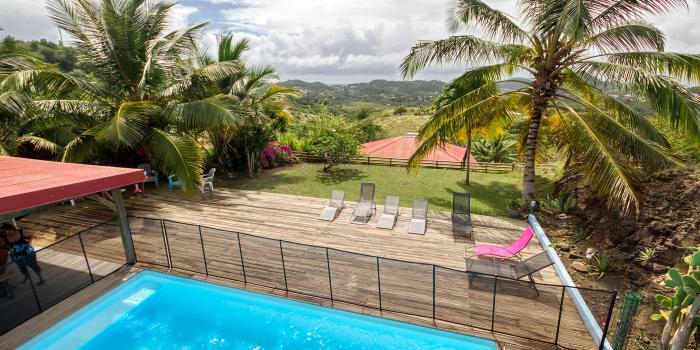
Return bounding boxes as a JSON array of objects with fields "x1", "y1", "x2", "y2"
[{"x1": 0, "y1": 0, "x2": 699, "y2": 83}]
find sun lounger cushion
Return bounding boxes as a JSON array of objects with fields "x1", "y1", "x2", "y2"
[
  {"x1": 319, "y1": 207, "x2": 338, "y2": 221},
  {"x1": 408, "y1": 218, "x2": 426, "y2": 234},
  {"x1": 377, "y1": 213, "x2": 396, "y2": 229}
]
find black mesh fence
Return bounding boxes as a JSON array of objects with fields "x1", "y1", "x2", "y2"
[
  {"x1": 147, "y1": 218, "x2": 617, "y2": 349},
  {"x1": 0, "y1": 219, "x2": 126, "y2": 336},
  {"x1": 129, "y1": 217, "x2": 168, "y2": 268}
]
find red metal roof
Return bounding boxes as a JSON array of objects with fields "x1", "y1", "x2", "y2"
[
  {"x1": 0, "y1": 157, "x2": 145, "y2": 215},
  {"x1": 361, "y1": 133, "x2": 477, "y2": 163}
]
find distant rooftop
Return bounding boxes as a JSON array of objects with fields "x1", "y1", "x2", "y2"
[{"x1": 361, "y1": 133, "x2": 475, "y2": 163}]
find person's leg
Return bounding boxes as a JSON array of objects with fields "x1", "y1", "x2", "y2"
[
  {"x1": 15, "y1": 258, "x2": 29, "y2": 282},
  {"x1": 26, "y1": 253, "x2": 43, "y2": 284}
]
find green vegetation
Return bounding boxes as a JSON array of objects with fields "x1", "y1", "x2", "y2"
[
  {"x1": 653, "y1": 247, "x2": 700, "y2": 350},
  {"x1": 590, "y1": 253, "x2": 617, "y2": 279},
  {"x1": 222, "y1": 162, "x2": 557, "y2": 215},
  {"x1": 0, "y1": 0, "x2": 299, "y2": 190},
  {"x1": 401, "y1": 0, "x2": 700, "y2": 215},
  {"x1": 637, "y1": 247, "x2": 657, "y2": 265}
]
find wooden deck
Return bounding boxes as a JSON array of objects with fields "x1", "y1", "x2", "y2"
[{"x1": 4, "y1": 188, "x2": 608, "y2": 349}]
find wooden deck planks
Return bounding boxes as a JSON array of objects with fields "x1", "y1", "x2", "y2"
[{"x1": 10, "y1": 187, "x2": 602, "y2": 349}]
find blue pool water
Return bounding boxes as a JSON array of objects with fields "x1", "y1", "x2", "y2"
[{"x1": 22, "y1": 270, "x2": 496, "y2": 349}]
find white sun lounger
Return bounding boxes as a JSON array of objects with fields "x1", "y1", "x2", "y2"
[
  {"x1": 407, "y1": 199, "x2": 428, "y2": 234},
  {"x1": 320, "y1": 190, "x2": 345, "y2": 221},
  {"x1": 377, "y1": 196, "x2": 400, "y2": 230}
]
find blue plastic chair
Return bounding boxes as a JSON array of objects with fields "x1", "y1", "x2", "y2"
[{"x1": 168, "y1": 175, "x2": 184, "y2": 192}]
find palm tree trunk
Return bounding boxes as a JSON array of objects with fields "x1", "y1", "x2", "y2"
[
  {"x1": 464, "y1": 129, "x2": 472, "y2": 185},
  {"x1": 522, "y1": 97, "x2": 546, "y2": 205}
]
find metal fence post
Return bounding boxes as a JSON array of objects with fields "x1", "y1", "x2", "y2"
[
  {"x1": 198, "y1": 226, "x2": 209, "y2": 276},
  {"x1": 376, "y1": 257, "x2": 382, "y2": 311},
  {"x1": 24, "y1": 257, "x2": 43, "y2": 312},
  {"x1": 325, "y1": 248, "x2": 334, "y2": 301},
  {"x1": 491, "y1": 275, "x2": 497, "y2": 332},
  {"x1": 77, "y1": 233, "x2": 95, "y2": 283},
  {"x1": 432, "y1": 265, "x2": 436, "y2": 320},
  {"x1": 160, "y1": 220, "x2": 173, "y2": 270},
  {"x1": 555, "y1": 286, "x2": 566, "y2": 345},
  {"x1": 236, "y1": 233, "x2": 246, "y2": 283},
  {"x1": 279, "y1": 241, "x2": 289, "y2": 291},
  {"x1": 599, "y1": 290, "x2": 618, "y2": 350}
]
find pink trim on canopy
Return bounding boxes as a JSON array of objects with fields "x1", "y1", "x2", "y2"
[{"x1": 0, "y1": 157, "x2": 145, "y2": 215}]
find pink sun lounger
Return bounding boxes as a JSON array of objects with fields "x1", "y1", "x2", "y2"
[{"x1": 474, "y1": 225, "x2": 534, "y2": 260}]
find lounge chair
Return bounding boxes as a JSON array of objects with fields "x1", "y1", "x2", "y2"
[
  {"x1": 137, "y1": 163, "x2": 159, "y2": 188},
  {"x1": 473, "y1": 225, "x2": 534, "y2": 261},
  {"x1": 466, "y1": 251, "x2": 553, "y2": 296},
  {"x1": 376, "y1": 196, "x2": 400, "y2": 230},
  {"x1": 320, "y1": 190, "x2": 345, "y2": 221},
  {"x1": 407, "y1": 199, "x2": 428, "y2": 234},
  {"x1": 202, "y1": 168, "x2": 216, "y2": 192},
  {"x1": 452, "y1": 192, "x2": 473, "y2": 238},
  {"x1": 350, "y1": 183, "x2": 376, "y2": 224}
]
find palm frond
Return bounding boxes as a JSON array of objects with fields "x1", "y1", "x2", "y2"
[
  {"x1": 586, "y1": 21, "x2": 665, "y2": 53},
  {"x1": 447, "y1": 0, "x2": 528, "y2": 42},
  {"x1": 561, "y1": 68, "x2": 670, "y2": 146},
  {"x1": 558, "y1": 91, "x2": 681, "y2": 170},
  {"x1": 604, "y1": 52, "x2": 700, "y2": 84},
  {"x1": 62, "y1": 135, "x2": 99, "y2": 163},
  {"x1": 556, "y1": 101, "x2": 644, "y2": 215},
  {"x1": 167, "y1": 95, "x2": 244, "y2": 131},
  {"x1": 92, "y1": 101, "x2": 157, "y2": 149},
  {"x1": 218, "y1": 34, "x2": 250, "y2": 62},
  {"x1": 573, "y1": 61, "x2": 700, "y2": 142},
  {"x1": 592, "y1": 0, "x2": 692, "y2": 27},
  {"x1": 144, "y1": 128, "x2": 203, "y2": 192},
  {"x1": 400, "y1": 36, "x2": 516, "y2": 78},
  {"x1": 15, "y1": 135, "x2": 64, "y2": 156}
]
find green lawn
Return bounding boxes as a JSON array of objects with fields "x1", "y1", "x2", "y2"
[{"x1": 220, "y1": 163, "x2": 559, "y2": 216}]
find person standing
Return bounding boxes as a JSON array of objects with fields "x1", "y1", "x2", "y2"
[{"x1": 1, "y1": 224, "x2": 44, "y2": 284}]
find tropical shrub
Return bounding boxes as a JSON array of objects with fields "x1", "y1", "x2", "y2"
[
  {"x1": 259, "y1": 141, "x2": 298, "y2": 169},
  {"x1": 589, "y1": 253, "x2": 617, "y2": 279},
  {"x1": 472, "y1": 136, "x2": 517, "y2": 163},
  {"x1": 540, "y1": 192, "x2": 574, "y2": 215},
  {"x1": 653, "y1": 247, "x2": 700, "y2": 350},
  {"x1": 306, "y1": 128, "x2": 360, "y2": 172}
]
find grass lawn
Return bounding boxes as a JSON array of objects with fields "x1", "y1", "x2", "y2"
[{"x1": 220, "y1": 163, "x2": 559, "y2": 216}]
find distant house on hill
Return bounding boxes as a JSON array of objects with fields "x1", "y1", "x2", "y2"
[{"x1": 361, "y1": 132, "x2": 476, "y2": 164}]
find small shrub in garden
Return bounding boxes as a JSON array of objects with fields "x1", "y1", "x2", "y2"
[{"x1": 259, "y1": 141, "x2": 299, "y2": 169}]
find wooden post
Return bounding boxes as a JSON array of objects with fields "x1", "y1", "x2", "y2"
[{"x1": 111, "y1": 188, "x2": 136, "y2": 265}]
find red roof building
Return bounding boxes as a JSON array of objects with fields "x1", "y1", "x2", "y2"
[{"x1": 361, "y1": 133, "x2": 476, "y2": 163}]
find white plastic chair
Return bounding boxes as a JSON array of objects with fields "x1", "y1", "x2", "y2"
[{"x1": 202, "y1": 168, "x2": 216, "y2": 192}]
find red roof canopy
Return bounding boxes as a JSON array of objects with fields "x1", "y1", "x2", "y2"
[
  {"x1": 0, "y1": 157, "x2": 145, "y2": 215},
  {"x1": 361, "y1": 133, "x2": 477, "y2": 163}
]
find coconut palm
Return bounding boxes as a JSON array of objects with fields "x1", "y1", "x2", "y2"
[
  {"x1": 426, "y1": 76, "x2": 508, "y2": 184},
  {"x1": 402, "y1": 0, "x2": 700, "y2": 214},
  {"x1": 0, "y1": 0, "x2": 246, "y2": 191}
]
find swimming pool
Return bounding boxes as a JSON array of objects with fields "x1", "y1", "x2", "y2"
[{"x1": 22, "y1": 270, "x2": 496, "y2": 349}]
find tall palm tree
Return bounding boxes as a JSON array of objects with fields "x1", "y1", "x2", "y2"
[
  {"x1": 0, "y1": 0, "x2": 245, "y2": 191},
  {"x1": 427, "y1": 76, "x2": 511, "y2": 184},
  {"x1": 402, "y1": 0, "x2": 700, "y2": 215}
]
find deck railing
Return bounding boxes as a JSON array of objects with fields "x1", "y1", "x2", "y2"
[
  {"x1": 1, "y1": 216, "x2": 618, "y2": 349},
  {"x1": 0, "y1": 219, "x2": 125, "y2": 335},
  {"x1": 129, "y1": 216, "x2": 618, "y2": 350}
]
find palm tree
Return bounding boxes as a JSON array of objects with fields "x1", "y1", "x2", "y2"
[
  {"x1": 427, "y1": 76, "x2": 509, "y2": 184},
  {"x1": 402, "y1": 0, "x2": 700, "y2": 215},
  {"x1": 0, "y1": 0, "x2": 247, "y2": 191}
]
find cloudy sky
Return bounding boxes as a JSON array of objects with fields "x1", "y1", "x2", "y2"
[{"x1": 1, "y1": 0, "x2": 699, "y2": 83}]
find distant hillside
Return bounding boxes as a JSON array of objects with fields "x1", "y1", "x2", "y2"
[{"x1": 280, "y1": 79, "x2": 445, "y2": 106}]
